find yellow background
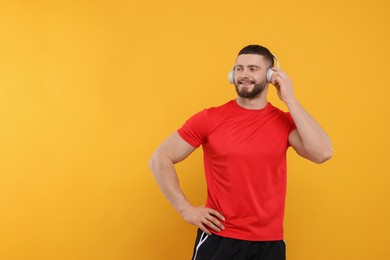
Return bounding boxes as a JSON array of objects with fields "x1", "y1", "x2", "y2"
[{"x1": 1, "y1": 0, "x2": 389, "y2": 259}]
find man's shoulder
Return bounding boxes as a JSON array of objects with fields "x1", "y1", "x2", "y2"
[
  {"x1": 267, "y1": 102, "x2": 290, "y2": 116},
  {"x1": 206, "y1": 100, "x2": 234, "y2": 113}
]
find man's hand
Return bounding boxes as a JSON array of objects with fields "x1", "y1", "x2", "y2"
[
  {"x1": 270, "y1": 68, "x2": 296, "y2": 104},
  {"x1": 180, "y1": 206, "x2": 225, "y2": 235}
]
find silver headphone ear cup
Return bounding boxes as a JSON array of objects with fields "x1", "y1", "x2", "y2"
[
  {"x1": 268, "y1": 52, "x2": 279, "y2": 83},
  {"x1": 266, "y1": 69, "x2": 273, "y2": 83},
  {"x1": 228, "y1": 68, "x2": 234, "y2": 84}
]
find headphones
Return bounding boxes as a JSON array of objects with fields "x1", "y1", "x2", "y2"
[{"x1": 228, "y1": 53, "x2": 280, "y2": 84}]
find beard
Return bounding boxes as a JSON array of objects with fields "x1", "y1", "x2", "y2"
[{"x1": 234, "y1": 79, "x2": 267, "y2": 99}]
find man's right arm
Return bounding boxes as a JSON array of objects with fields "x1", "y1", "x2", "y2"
[{"x1": 148, "y1": 131, "x2": 225, "y2": 235}]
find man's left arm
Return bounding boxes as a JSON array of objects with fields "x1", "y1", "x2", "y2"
[{"x1": 270, "y1": 68, "x2": 333, "y2": 163}]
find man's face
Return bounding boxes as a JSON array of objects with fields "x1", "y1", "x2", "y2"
[{"x1": 233, "y1": 54, "x2": 270, "y2": 99}]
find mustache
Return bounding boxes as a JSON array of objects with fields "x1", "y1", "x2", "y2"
[{"x1": 238, "y1": 77, "x2": 256, "y2": 84}]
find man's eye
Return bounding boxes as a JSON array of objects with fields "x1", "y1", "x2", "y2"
[{"x1": 236, "y1": 68, "x2": 243, "y2": 71}]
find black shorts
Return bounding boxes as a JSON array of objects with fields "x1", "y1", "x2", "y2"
[{"x1": 191, "y1": 229, "x2": 286, "y2": 260}]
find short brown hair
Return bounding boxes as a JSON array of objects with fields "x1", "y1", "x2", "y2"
[{"x1": 238, "y1": 45, "x2": 274, "y2": 67}]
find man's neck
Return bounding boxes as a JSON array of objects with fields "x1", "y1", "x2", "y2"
[{"x1": 235, "y1": 89, "x2": 268, "y2": 110}]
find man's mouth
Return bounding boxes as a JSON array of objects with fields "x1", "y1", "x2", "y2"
[{"x1": 238, "y1": 80, "x2": 255, "y2": 86}]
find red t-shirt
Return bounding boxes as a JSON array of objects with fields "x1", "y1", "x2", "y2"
[{"x1": 177, "y1": 100, "x2": 296, "y2": 241}]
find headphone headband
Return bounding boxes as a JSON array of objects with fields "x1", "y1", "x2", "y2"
[{"x1": 270, "y1": 52, "x2": 280, "y2": 69}]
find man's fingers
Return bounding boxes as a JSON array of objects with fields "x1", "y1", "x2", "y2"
[
  {"x1": 208, "y1": 208, "x2": 225, "y2": 221},
  {"x1": 202, "y1": 218, "x2": 221, "y2": 232},
  {"x1": 184, "y1": 206, "x2": 226, "y2": 234},
  {"x1": 201, "y1": 208, "x2": 225, "y2": 232},
  {"x1": 205, "y1": 215, "x2": 225, "y2": 231}
]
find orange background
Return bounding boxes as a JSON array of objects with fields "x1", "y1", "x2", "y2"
[{"x1": 1, "y1": 0, "x2": 389, "y2": 259}]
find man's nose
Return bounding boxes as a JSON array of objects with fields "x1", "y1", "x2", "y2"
[{"x1": 242, "y1": 68, "x2": 250, "y2": 77}]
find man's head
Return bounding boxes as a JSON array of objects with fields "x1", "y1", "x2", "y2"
[{"x1": 233, "y1": 45, "x2": 274, "y2": 99}]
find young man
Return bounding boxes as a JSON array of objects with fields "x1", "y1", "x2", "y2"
[{"x1": 149, "y1": 45, "x2": 332, "y2": 260}]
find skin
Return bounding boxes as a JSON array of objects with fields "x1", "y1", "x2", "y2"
[{"x1": 148, "y1": 54, "x2": 333, "y2": 235}]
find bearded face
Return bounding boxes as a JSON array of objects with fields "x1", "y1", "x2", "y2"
[{"x1": 232, "y1": 54, "x2": 271, "y2": 100}]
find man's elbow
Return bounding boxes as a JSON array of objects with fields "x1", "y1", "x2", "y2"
[
  {"x1": 148, "y1": 152, "x2": 162, "y2": 173},
  {"x1": 312, "y1": 147, "x2": 333, "y2": 164},
  {"x1": 148, "y1": 149, "x2": 173, "y2": 173},
  {"x1": 148, "y1": 155, "x2": 156, "y2": 171},
  {"x1": 148, "y1": 149, "x2": 161, "y2": 173}
]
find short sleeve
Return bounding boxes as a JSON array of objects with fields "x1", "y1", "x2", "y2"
[
  {"x1": 286, "y1": 112, "x2": 297, "y2": 134},
  {"x1": 177, "y1": 109, "x2": 208, "y2": 148},
  {"x1": 285, "y1": 112, "x2": 297, "y2": 147}
]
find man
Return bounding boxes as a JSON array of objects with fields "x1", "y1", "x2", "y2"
[{"x1": 149, "y1": 45, "x2": 332, "y2": 260}]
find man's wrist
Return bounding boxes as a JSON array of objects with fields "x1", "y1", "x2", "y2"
[
  {"x1": 177, "y1": 202, "x2": 193, "y2": 216},
  {"x1": 284, "y1": 97, "x2": 298, "y2": 107}
]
